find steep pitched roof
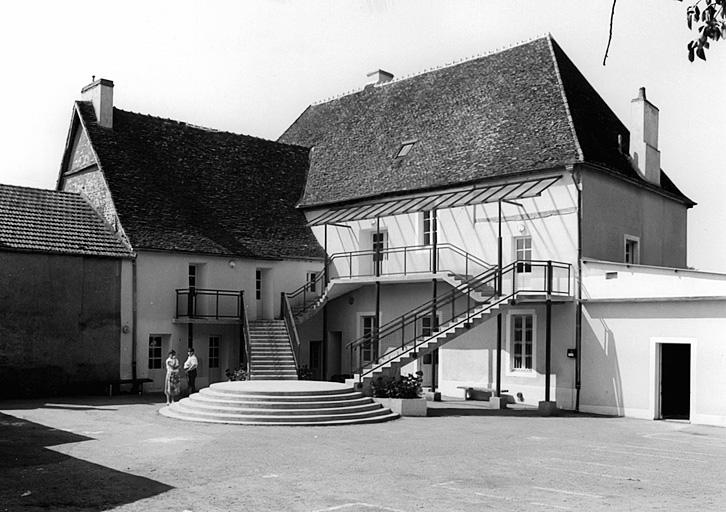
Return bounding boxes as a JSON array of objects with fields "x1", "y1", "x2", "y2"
[
  {"x1": 279, "y1": 35, "x2": 693, "y2": 208},
  {"x1": 0, "y1": 184, "x2": 133, "y2": 258},
  {"x1": 70, "y1": 104, "x2": 324, "y2": 260}
]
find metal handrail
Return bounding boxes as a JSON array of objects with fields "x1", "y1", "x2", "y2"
[
  {"x1": 240, "y1": 290, "x2": 251, "y2": 376},
  {"x1": 280, "y1": 292, "x2": 301, "y2": 369},
  {"x1": 284, "y1": 243, "x2": 494, "y2": 317},
  {"x1": 175, "y1": 287, "x2": 243, "y2": 319},
  {"x1": 348, "y1": 260, "x2": 572, "y2": 380}
]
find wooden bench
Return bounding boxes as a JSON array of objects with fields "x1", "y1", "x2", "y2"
[
  {"x1": 107, "y1": 378, "x2": 154, "y2": 397},
  {"x1": 457, "y1": 386, "x2": 508, "y2": 401}
]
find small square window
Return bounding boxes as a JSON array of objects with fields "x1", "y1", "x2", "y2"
[{"x1": 395, "y1": 141, "x2": 417, "y2": 158}]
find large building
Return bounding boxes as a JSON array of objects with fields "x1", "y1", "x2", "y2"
[
  {"x1": 56, "y1": 80, "x2": 324, "y2": 391},
  {"x1": 6, "y1": 35, "x2": 723, "y2": 425},
  {"x1": 0, "y1": 184, "x2": 133, "y2": 397},
  {"x1": 278, "y1": 36, "x2": 726, "y2": 426}
]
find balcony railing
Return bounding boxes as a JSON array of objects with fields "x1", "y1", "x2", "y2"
[
  {"x1": 328, "y1": 243, "x2": 492, "y2": 280},
  {"x1": 175, "y1": 288, "x2": 244, "y2": 320},
  {"x1": 285, "y1": 243, "x2": 493, "y2": 317}
]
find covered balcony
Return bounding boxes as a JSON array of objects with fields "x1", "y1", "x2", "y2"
[{"x1": 174, "y1": 288, "x2": 245, "y2": 324}]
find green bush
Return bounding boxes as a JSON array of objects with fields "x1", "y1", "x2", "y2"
[
  {"x1": 371, "y1": 371, "x2": 423, "y2": 399},
  {"x1": 225, "y1": 367, "x2": 247, "y2": 381}
]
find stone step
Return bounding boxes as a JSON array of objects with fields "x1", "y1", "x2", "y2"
[
  {"x1": 160, "y1": 381, "x2": 398, "y2": 425},
  {"x1": 199, "y1": 387, "x2": 365, "y2": 402}
]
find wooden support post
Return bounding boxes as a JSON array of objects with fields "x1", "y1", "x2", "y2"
[
  {"x1": 496, "y1": 312, "x2": 502, "y2": 397},
  {"x1": 497, "y1": 200, "x2": 503, "y2": 296},
  {"x1": 545, "y1": 298, "x2": 552, "y2": 402}
]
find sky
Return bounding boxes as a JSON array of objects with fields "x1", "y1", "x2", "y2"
[{"x1": 1, "y1": 0, "x2": 724, "y2": 272}]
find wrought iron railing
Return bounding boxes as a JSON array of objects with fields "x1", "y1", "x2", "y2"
[
  {"x1": 280, "y1": 292, "x2": 300, "y2": 369},
  {"x1": 285, "y1": 243, "x2": 493, "y2": 318},
  {"x1": 175, "y1": 288, "x2": 243, "y2": 319},
  {"x1": 345, "y1": 260, "x2": 571, "y2": 381}
]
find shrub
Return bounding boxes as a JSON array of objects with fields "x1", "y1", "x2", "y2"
[
  {"x1": 371, "y1": 371, "x2": 423, "y2": 399},
  {"x1": 297, "y1": 365, "x2": 313, "y2": 380},
  {"x1": 225, "y1": 367, "x2": 247, "y2": 381}
]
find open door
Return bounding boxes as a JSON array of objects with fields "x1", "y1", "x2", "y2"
[{"x1": 660, "y1": 343, "x2": 690, "y2": 420}]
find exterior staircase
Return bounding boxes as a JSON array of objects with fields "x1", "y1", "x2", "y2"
[
  {"x1": 160, "y1": 381, "x2": 399, "y2": 426},
  {"x1": 248, "y1": 320, "x2": 298, "y2": 380},
  {"x1": 353, "y1": 296, "x2": 509, "y2": 386}
]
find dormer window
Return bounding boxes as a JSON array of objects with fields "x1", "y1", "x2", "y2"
[{"x1": 395, "y1": 140, "x2": 417, "y2": 158}]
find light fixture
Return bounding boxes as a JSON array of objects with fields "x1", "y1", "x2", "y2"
[{"x1": 228, "y1": 260, "x2": 236, "y2": 268}]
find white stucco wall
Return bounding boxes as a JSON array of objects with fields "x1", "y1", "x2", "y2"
[
  {"x1": 306, "y1": 172, "x2": 579, "y2": 276},
  {"x1": 581, "y1": 300, "x2": 726, "y2": 427},
  {"x1": 132, "y1": 251, "x2": 321, "y2": 391}
]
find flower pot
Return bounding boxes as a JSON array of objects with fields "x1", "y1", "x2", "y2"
[{"x1": 373, "y1": 397, "x2": 427, "y2": 417}]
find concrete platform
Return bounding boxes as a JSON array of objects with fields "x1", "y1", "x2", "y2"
[{"x1": 160, "y1": 380, "x2": 398, "y2": 426}]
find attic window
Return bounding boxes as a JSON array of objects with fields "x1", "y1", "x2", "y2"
[{"x1": 395, "y1": 140, "x2": 417, "y2": 158}]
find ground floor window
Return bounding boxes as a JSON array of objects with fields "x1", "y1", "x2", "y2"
[
  {"x1": 511, "y1": 314, "x2": 534, "y2": 371},
  {"x1": 360, "y1": 315, "x2": 376, "y2": 363},
  {"x1": 208, "y1": 336, "x2": 220, "y2": 368},
  {"x1": 148, "y1": 335, "x2": 162, "y2": 369}
]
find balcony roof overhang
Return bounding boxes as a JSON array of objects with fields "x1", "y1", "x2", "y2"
[{"x1": 307, "y1": 175, "x2": 561, "y2": 226}]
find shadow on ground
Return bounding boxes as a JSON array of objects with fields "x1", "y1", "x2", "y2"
[{"x1": 0, "y1": 412, "x2": 172, "y2": 511}]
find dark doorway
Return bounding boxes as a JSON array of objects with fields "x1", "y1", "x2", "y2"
[
  {"x1": 310, "y1": 340, "x2": 323, "y2": 381},
  {"x1": 661, "y1": 343, "x2": 690, "y2": 420}
]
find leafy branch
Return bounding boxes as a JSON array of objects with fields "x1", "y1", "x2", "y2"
[
  {"x1": 682, "y1": 0, "x2": 726, "y2": 61},
  {"x1": 603, "y1": 0, "x2": 726, "y2": 64}
]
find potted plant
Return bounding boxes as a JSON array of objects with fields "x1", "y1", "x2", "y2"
[{"x1": 371, "y1": 371, "x2": 427, "y2": 417}]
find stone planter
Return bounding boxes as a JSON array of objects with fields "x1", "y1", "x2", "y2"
[{"x1": 373, "y1": 397, "x2": 427, "y2": 417}]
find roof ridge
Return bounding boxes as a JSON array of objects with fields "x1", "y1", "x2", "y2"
[
  {"x1": 112, "y1": 107, "x2": 309, "y2": 151},
  {"x1": 312, "y1": 33, "x2": 551, "y2": 106},
  {"x1": 546, "y1": 36, "x2": 584, "y2": 162},
  {"x1": 0, "y1": 182, "x2": 85, "y2": 198}
]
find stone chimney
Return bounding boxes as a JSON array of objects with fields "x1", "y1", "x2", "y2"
[
  {"x1": 630, "y1": 87, "x2": 660, "y2": 186},
  {"x1": 81, "y1": 78, "x2": 114, "y2": 129},
  {"x1": 366, "y1": 69, "x2": 394, "y2": 87}
]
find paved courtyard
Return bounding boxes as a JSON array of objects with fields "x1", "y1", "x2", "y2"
[{"x1": 1, "y1": 394, "x2": 725, "y2": 511}]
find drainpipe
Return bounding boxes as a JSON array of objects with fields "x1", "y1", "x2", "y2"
[
  {"x1": 131, "y1": 257, "x2": 138, "y2": 384},
  {"x1": 430, "y1": 209, "x2": 438, "y2": 392},
  {"x1": 497, "y1": 201, "x2": 503, "y2": 295},
  {"x1": 374, "y1": 216, "x2": 381, "y2": 364},
  {"x1": 574, "y1": 167, "x2": 583, "y2": 411},
  {"x1": 322, "y1": 224, "x2": 328, "y2": 379}
]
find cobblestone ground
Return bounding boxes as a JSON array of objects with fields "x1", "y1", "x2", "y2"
[{"x1": 2, "y1": 394, "x2": 725, "y2": 511}]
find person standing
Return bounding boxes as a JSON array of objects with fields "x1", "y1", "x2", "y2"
[
  {"x1": 164, "y1": 350, "x2": 180, "y2": 405},
  {"x1": 184, "y1": 347, "x2": 199, "y2": 395}
]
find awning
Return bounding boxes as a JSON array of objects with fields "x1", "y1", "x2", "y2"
[{"x1": 307, "y1": 175, "x2": 561, "y2": 226}]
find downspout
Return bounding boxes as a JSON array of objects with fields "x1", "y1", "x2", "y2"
[
  {"x1": 131, "y1": 256, "x2": 138, "y2": 383},
  {"x1": 573, "y1": 167, "x2": 583, "y2": 411}
]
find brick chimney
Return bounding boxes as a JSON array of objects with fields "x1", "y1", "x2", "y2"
[
  {"x1": 366, "y1": 69, "x2": 394, "y2": 87},
  {"x1": 630, "y1": 87, "x2": 660, "y2": 186},
  {"x1": 81, "y1": 78, "x2": 114, "y2": 129}
]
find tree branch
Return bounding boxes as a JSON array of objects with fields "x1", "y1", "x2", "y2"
[{"x1": 603, "y1": 0, "x2": 617, "y2": 66}]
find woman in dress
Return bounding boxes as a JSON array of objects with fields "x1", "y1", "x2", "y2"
[{"x1": 165, "y1": 350, "x2": 181, "y2": 405}]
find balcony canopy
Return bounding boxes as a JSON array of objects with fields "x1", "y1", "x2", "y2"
[{"x1": 307, "y1": 175, "x2": 561, "y2": 226}]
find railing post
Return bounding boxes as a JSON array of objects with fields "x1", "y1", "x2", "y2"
[
  {"x1": 175, "y1": 291, "x2": 179, "y2": 319},
  {"x1": 188, "y1": 287, "x2": 195, "y2": 318},
  {"x1": 465, "y1": 252, "x2": 469, "y2": 279},
  {"x1": 215, "y1": 290, "x2": 219, "y2": 319},
  {"x1": 401, "y1": 316, "x2": 405, "y2": 350},
  {"x1": 547, "y1": 260, "x2": 553, "y2": 295},
  {"x1": 349, "y1": 252, "x2": 353, "y2": 278},
  {"x1": 403, "y1": 246, "x2": 407, "y2": 275}
]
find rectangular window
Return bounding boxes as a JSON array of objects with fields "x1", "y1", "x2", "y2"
[
  {"x1": 307, "y1": 272, "x2": 318, "y2": 293},
  {"x1": 421, "y1": 315, "x2": 439, "y2": 337},
  {"x1": 625, "y1": 236, "x2": 640, "y2": 264},
  {"x1": 514, "y1": 236, "x2": 532, "y2": 273},
  {"x1": 188, "y1": 264, "x2": 197, "y2": 288},
  {"x1": 148, "y1": 335, "x2": 162, "y2": 369},
  {"x1": 361, "y1": 315, "x2": 376, "y2": 363},
  {"x1": 256, "y1": 270, "x2": 261, "y2": 300},
  {"x1": 422, "y1": 211, "x2": 437, "y2": 245},
  {"x1": 511, "y1": 314, "x2": 534, "y2": 371},
  {"x1": 208, "y1": 336, "x2": 220, "y2": 369}
]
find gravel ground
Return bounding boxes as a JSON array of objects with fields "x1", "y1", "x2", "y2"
[{"x1": 1, "y1": 393, "x2": 725, "y2": 511}]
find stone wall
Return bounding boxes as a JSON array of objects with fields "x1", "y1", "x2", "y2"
[{"x1": 0, "y1": 251, "x2": 122, "y2": 397}]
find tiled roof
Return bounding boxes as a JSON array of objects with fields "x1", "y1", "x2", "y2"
[
  {"x1": 279, "y1": 35, "x2": 693, "y2": 208},
  {"x1": 0, "y1": 184, "x2": 133, "y2": 258},
  {"x1": 73, "y1": 104, "x2": 324, "y2": 260}
]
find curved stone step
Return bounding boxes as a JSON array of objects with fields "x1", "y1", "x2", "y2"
[{"x1": 159, "y1": 380, "x2": 398, "y2": 426}]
